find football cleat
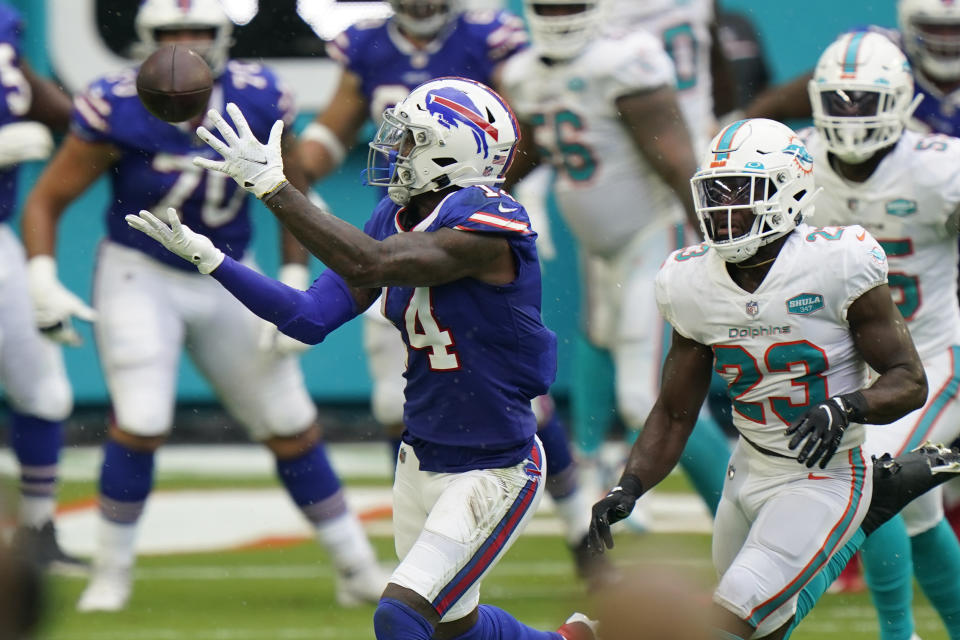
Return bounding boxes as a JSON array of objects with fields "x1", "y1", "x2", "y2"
[
  {"x1": 12, "y1": 521, "x2": 90, "y2": 577},
  {"x1": 557, "y1": 612, "x2": 599, "y2": 640},
  {"x1": 335, "y1": 563, "x2": 389, "y2": 607},
  {"x1": 862, "y1": 442, "x2": 960, "y2": 536},
  {"x1": 76, "y1": 567, "x2": 132, "y2": 612}
]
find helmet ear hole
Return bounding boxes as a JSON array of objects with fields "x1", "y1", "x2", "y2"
[{"x1": 433, "y1": 157, "x2": 456, "y2": 167}]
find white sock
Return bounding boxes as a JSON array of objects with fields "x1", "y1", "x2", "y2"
[
  {"x1": 94, "y1": 517, "x2": 138, "y2": 573},
  {"x1": 19, "y1": 495, "x2": 55, "y2": 529},
  {"x1": 553, "y1": 488, "x2": 592, "y2": 545},
  {"x1": 316, "y1": 512, "x2": 377, "y2": 574}
]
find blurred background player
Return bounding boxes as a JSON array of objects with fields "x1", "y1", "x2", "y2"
[
  {"x1": 19, "y1": 0, "x2": 384, "y2": 613},
  {"x1": 500, "y1": 0, "x2": 729, "y2": 525},
  {"x1": 296, "y1": 0, "x2": 599, "y2": 579},
  {"x1": 746, "y1": 0, "x2": 960, "y2": 137},
  {"x1": 129, "y1": 76, "x2": 598, "y2": 640},
  {"x1": 744, "y1": 0, "x2": 960, "y2": 588},
  {"x1": 0, "y1": 0, "x2": 86, "y2": 574},
  {"x1": 523, "y1": 0, "x2": 737, "y2": 512},
  {"x1": 714, "y1": 7, "x2": 771, "y2": 117},
  {"x1": 590, "y1": 117, "x2": 929, "y2": 640},
  {"x1": 802, "y1": 31, "x2": 960, "y2": 640}
]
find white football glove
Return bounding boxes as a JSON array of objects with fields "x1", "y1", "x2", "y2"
[
  {"x1": 27, "y1": 255, "x2": 97, "y2": 347},
  {"x1": 258, "y1": 262, "x2": 313, "y2": 357},
  {"x1": 0, "y1": 122, "x2": 54, "y2": 169},
  {"x1": 125, "y1": 207, "x2": 224, "y2": 274},
  {"x1": 193, "y1": 103, "x2": 288, "y2": 200}
]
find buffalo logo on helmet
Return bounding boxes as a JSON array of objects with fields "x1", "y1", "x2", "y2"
[{"x1": 426, "y1": 87, "x2": 499, "y2": 158}]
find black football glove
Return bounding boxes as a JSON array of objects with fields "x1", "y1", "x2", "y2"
[
  {"x1": 785, "y1": 391, "x2": 868, "y2": 469},
  {"x1": 587, "y1": 474, "x2": 644, "y2": 555}
]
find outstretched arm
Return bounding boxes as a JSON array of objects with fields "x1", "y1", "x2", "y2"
[
  {"x1": 589, "y1": 330, "x2": 714, "y2": 551},
  {"x1": 191, "y1": 103, "x2": 517, "y2": 289},
  {"x1": 125, "y1": 208, "x2": 377, "y2": 344}
]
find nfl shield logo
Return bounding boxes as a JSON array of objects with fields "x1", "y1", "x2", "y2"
[{"x1": 746, "y1": 301, "x2": 759, "y2": 316}]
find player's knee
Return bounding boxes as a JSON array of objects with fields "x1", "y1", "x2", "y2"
[
  {"x1": 109, "y1": 424, "x2": 166, "y2": 452},
  {"x1": 263, "y1": 424, "x2": 322, "y2": 459},
  {"x1": 13, "y1": 375, "x2": 73, "y2": 422}
]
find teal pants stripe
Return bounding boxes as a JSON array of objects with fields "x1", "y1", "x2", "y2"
[{"x1": 749, "y1": 448, "x2": 867, "y2": 625}]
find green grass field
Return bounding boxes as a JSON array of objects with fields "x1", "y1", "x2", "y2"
[{"x1": 34, "y1": 475, "x2": 950, "y2": 640}]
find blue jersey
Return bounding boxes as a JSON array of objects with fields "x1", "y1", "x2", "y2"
[
  {"x1": 71, "y1": 61, "x2": 294, "y2": 270},
  {"x1": 362, "y1": 186, "x2": 557, "y2": 472},
  {"x1": 0, "y1": 3, "x2": 28, "y2": 224},
  {"x1": 855, "y1": 25, "x2": 960, "y2": 136},
  {"x1": 327, "y1": 10, "x2": 527, "y2": 121}
]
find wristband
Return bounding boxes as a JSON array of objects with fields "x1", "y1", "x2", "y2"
[
  {"x1": 835, "y1": 391, "x2": 868, "y2": 423},
  {"x1": 300, "y1": 122, "x2": 347, "y2": 167},
  {"x1": 615, "y1": 473, "x2": 644, "y2": 498},
  {"x1": 261, "y1": 180, "x2": 290, "y2": 204}
]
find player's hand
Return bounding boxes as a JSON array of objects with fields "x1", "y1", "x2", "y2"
[
  {"x1": 125, "y1": 207, "x2": 224, "y2": 275},
  {"x1": 785, "y1": 394, "x2": 864, "y2": 468},
  {"x1": 259, "y1": 263, "x2": 313, "y2": 356},
  {"x1": 588, "y1": 474, "x2": 644, "y2": 555},
  {"x1": 0, "y1": 122, "x2": 53, "y2": 168},
  {"x1": 193, "y1": 102, "x2": 287, "y2": 200},
  {"x1": 27, "y1": 255, "x2": 97, "y2": 347}
]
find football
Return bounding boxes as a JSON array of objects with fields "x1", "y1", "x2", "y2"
[{"x1": 136, "y1": 45, "x2": 213, "y2": 123}]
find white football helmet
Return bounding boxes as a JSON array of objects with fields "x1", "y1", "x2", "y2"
[
  {"x1": 366, "y1": 77, "x2": 520, "y2": 205},
  {"x1": 899, "y1": 0, "x2": 960, "y2": 81},
  {"x1": 135, "y1": 0, "x2": 233, "y2": 75},
  {"x1": 525, "y1": 0, "x2": 603, "y2": 60},
  {"x1": 390, "y1": 0, "x2": 457, "y2": 39},
  {"x1": 690, "y1": 119, "x2": 818, "y2": 263},
  {"x1": 809, "y1": 31, "x2": 920, "y2": 164}
]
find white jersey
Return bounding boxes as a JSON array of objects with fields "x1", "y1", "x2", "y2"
[
  {"x1": 656, "y1": 224, "x2": 889, "y2": 456},
  {"x1": 606, "y1": 0, "x2": 716, "y2": 154},
  {"x1": 803, "y1": 128, "x2": 960, "y2": 361},
  {"x1": 500, "y1": 30, "x2": 680, "y2": 257}
]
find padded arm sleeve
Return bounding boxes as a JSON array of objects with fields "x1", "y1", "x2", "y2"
[{"x1": 211, "y1": 257, "x2": 359, "y2": 344}]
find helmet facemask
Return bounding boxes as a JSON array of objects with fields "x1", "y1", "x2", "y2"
[
  {"x1": 134, "y1": 0, "x2": 233, "y2": 75},
  {"x1": 368, "y1": 110, "x2": 446, "y2": 205},
  {"x1": 390, "y1": 0, "x2": 455, "y2": 39},
  {"x1": 525, "y1": 0, "x2": 602, "y2": 60},
  {"x1": 692, "y1": 172, "x2": 802, "y2": 263},
  {"x1": 905, "y1": 16, "x2": 960, "y2": 80},
  {"x1": 810, "y1": 86, "x2": 915, "y2": 163},
  {"x1": 809, "y1": 30, "x2": 921, "y2": 165}
]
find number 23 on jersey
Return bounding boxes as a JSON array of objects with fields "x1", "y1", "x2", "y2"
[{"x1": 715, "y1": 340, "x2": 829, "y2": 426}]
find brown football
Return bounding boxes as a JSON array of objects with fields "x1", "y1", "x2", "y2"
[{"x1": 136, "y1": 45, "x2": 213, "y2": 123}]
